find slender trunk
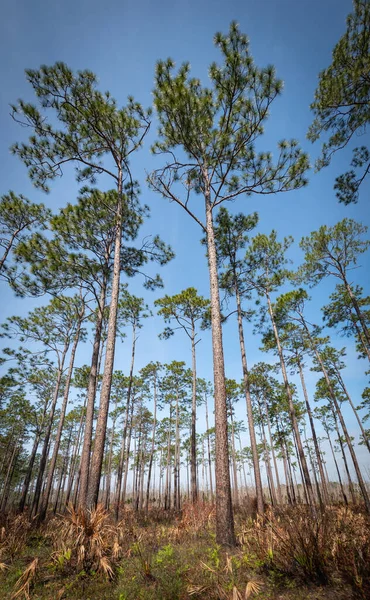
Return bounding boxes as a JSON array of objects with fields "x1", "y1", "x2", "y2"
[
  {"x1": 205, "y1": 193, "x2": 235, "y2": 546},
  {"x1": 205, "y1": 395, "x2": 214, "y2": 499},
  {"x1": 40, "y1": 317, "x2": 83, "y2": 520},
  {"x1": 335, "y1": 368, "x2": 370, "y2": 453},
  {"x1": 164, "y1": 406, "x2": 172, "y2": 510},
  {"x1": 292, "y1": 431, "x2": 308, "y2": 504},
  {"x1": 326, "y1": 426, "x2": 348, "y2": 504},
  {"x1": 88, "y1": 180, "x2": 124, "y2": 507},
  {"x1": 332, "y1": 406, "x2": 357, "y2": 504},
  {"x1": 262, "y1": 393, "x2": 282, "y2": 504},
  {"x1": 230, "y1": 411, "x2": 239, "y2": 507},
  {"x1": 32, "y1": 345, "x2": 68, "y2": 517},
  {"x1": 121, "y1": 401, "x2": 134, "y2": 506},
  {"x1": 344, "y1": 279, "x2": 370, "y2": 350},
  {"x1": 297, "y1": 358, "x2": 329, "y2": 506},
  {"x1": 191, "y1": 326, "x2": 197, "y2": 503},
  {"x1": 65, "y1": 398, "x2": 86, "y2": 507},
  {"x1": 305, "y1": 326, "x2": 370, "y2": 512},
  {"x1": 286, "y1": 443, "x2": 297, "y2": 504},
  {"x1": 0, "y1": 442, "x2": 19, "y2": 511},
  {"x1": 19, "y1": 432, "x2": 40, "y2": 512},
  {"x1": 174, "y1": 393, "x2": 180, "y2": 510},
  {"x1": 235, "y1": 281, "x2": 264, "y2": 513},
  {"x1": 115, "y1": 323, "x2": 136, "y2": 520},
  {"x1": 257, "y1": 399, "x2": 277, "y2": 506},
  {"x1": 78, "y1": 281, "x2": 107, "y2": 508},
  {"x1": 104, "y1": 405, "x2": 118, "y2": 510},
  {"x1": 266, "y1": 292, "x2": 315, "y2": 508},
  {"x1": 146, "y1": 370, "x2": 158, "y2": 513}
]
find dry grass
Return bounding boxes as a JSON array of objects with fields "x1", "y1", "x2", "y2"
[
  {"x1": 0, "y1": 502, "x2": 368, "y2": 599},
  {"x1": 239, "y1": 505, "x2": 370, "y2": 598}
]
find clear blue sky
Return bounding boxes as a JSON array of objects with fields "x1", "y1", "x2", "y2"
[{"x1": 1, "y1": 0, "x2": 369, "y2": 481}]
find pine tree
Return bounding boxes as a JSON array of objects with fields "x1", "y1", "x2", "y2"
[
  {"x1": 308, "y1": 0, "x2": 370, "y2": 204},
  {"x1": 149, "y1": 22, "x2": 308, "y2": 546}
]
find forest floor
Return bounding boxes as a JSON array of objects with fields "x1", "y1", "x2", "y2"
[{"x1": 0, "y1": 501, "x2": 368, "y2": 600}]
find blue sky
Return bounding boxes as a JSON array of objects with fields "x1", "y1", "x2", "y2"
[{"x1": 1, "y1": 0, "x2": 369, "y2": 482}]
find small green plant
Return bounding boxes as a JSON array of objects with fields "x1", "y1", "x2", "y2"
[{"x1": 154, "y1": 544, "x2": 174, "y2": 566}]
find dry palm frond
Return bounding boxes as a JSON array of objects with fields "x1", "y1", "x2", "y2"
[
  {"x1": 245, "y1": 580, "x2": 263, "y2": 599},
  {"x1": 11, "y1": 558, "x2": 39, "y2": 600},
  {"x1": 112, "y1": 540, "x2": 121, "y2": 560},
  {"x1": 232, "y1": 585, "x2": 244, "y2": 600},
  {"x1": 187, "y1": 584, "x2": 210, "y2": 595},
  {"x1": 99, "y1": 556, "x2": 114, "y2": 580}
]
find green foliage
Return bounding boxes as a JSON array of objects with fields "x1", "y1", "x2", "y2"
[
  {"x1": 155, "y1": 287, "x2": 210, "y2": 338},
  {"x1": 11, "y1": 62, "x2": 151, "y2": 191},
  {"x1": 149, "y1": 22, "x2": 309, "y2": 225},
  {"x1": 298, "y1": 218, "x2": 369, "y2": 285},
  {"x1": 308, "y1": 0, "x2": 370, "y2": 204},
  {"x1": 0, "y1": 192, "x2": 50, "y2": 279}
]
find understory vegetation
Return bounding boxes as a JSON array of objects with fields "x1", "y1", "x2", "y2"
[{"x1": 1, "y1": 501, "x2": 369, "y2": 600}]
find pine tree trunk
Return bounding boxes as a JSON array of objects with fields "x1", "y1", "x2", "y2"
[
  {"x1": 205, "y1": 395, "x2": 213, "y2": 499},
  {"x1": 65, "y1": 397, "x2": 86, "y2": 507},
  {"x1": 266, "y1": 292, "x2": 315, "y2": 508},
  {"x1": 205, "y1": 193, "x2": 235, "y2": 546},
  {"x1": 40, "y1": 317, "x2": 83, "y2": 520},
  {"x1": 164, "y1": 406, "x2": 172, "y2": 510},
  {"x1": 335, "y1": 368, "x2": 370, "y2": 453},
  {"x1": 257, "y1": 400, "x2": 277, "y2": 506},
  {"x1": 306, "y1": 327, "x2": 370, "y2": 512},
  {"x1": 121, "y1": 402, "x2": 134, "y2": 507},
  {"x1": 32, "y1": 344, "x2": 68, "y2": 517},
  {"x1": 115, "y1": 322, "x2": 136, "y2": 520},
  {"x1": 174, "y1": 393, "x2": 180, "y2": 510},
  {"x1": 78, "y1": 282, "x2": 107, "y2": 508},
  {"x1": 19, "y1": 431, "x2": 40, "y2": 512},
  {"x1": 230, "y1": 411, "x2": 239, "y2": 507},
  {"x1": 87, "y1": 180, "x2": 124, "y2": 507},
  {"x1": 0, "y1": 442, "x2": 19, "y2": 511},
  {"x1": 331, "y1": 405, "x2": 357, "y2": 504},
  {"x1": 146, "y1": 371, "x2": 157, "y2": 513},
  {"x1": 326, "y1": 426, "x2": 347, "y2": 504},
  {"x1": 262, "y1": 393, "x2": 282, "y2": 504},
  {"x1": 190, "y1": 325, "x2": 198, "y2": 503},
  {"x1": 104, "y1": 403, "x2": 118, "y2": 510},
  {"x1": 297, "y1": 359, "x2": 329, "y2": 506},
  {"x1": 344, "y1": 279, "x2": 370, "y2": 350},
  {"x1": 235, "y1": 282, "x2": 264, "y2": 513}
]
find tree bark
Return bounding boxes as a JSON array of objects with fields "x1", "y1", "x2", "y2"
[
  {"x1": 205, "y1": 193, "x2": 235, "y2": 546},
  {"x1": 19, "y1": 431, "x2": 40, "y2": 512},
  {"x1": 31, "y1": 344, "x2": 68, "y2": 517},
  {"x1": 297, "y1": 358, "x2": 329, "y2": 506},
  {"x1": 190, "y1": 324, "x2": 198, "y2": 503},
  {"x1": 146, "y1": 369, "x2": 158, "y2": 513},
  {"x1": 235, "y1": 281, "x2": 264, "y2": 513},
  {"x1": 115, "y1": 321, "x2": 136, "y2": 520},
  {"x1": 305, "y1": 326, "x2": 370, "y2": 512},
  {"x1": 87, "y1": 180, "x2": 124, "y2": 507},
  {"x1": 344, "y1": 278, "x2": 370, "y2": 350},
  {"x1": 78, "y1": 281, "x2": 107, "y2": 508},
  {"x1": 205, "y1": 394, "x2": 214, "y2": 499},
  {"x1": 39, "y1": 315, "x2": 83, "y2": 520},
  {"x1": 266, "y1": 292, "x2": 315, "y2": 509},
  {"x1": 262, "y1": 393, "x2": 282, "y2": 504}
]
